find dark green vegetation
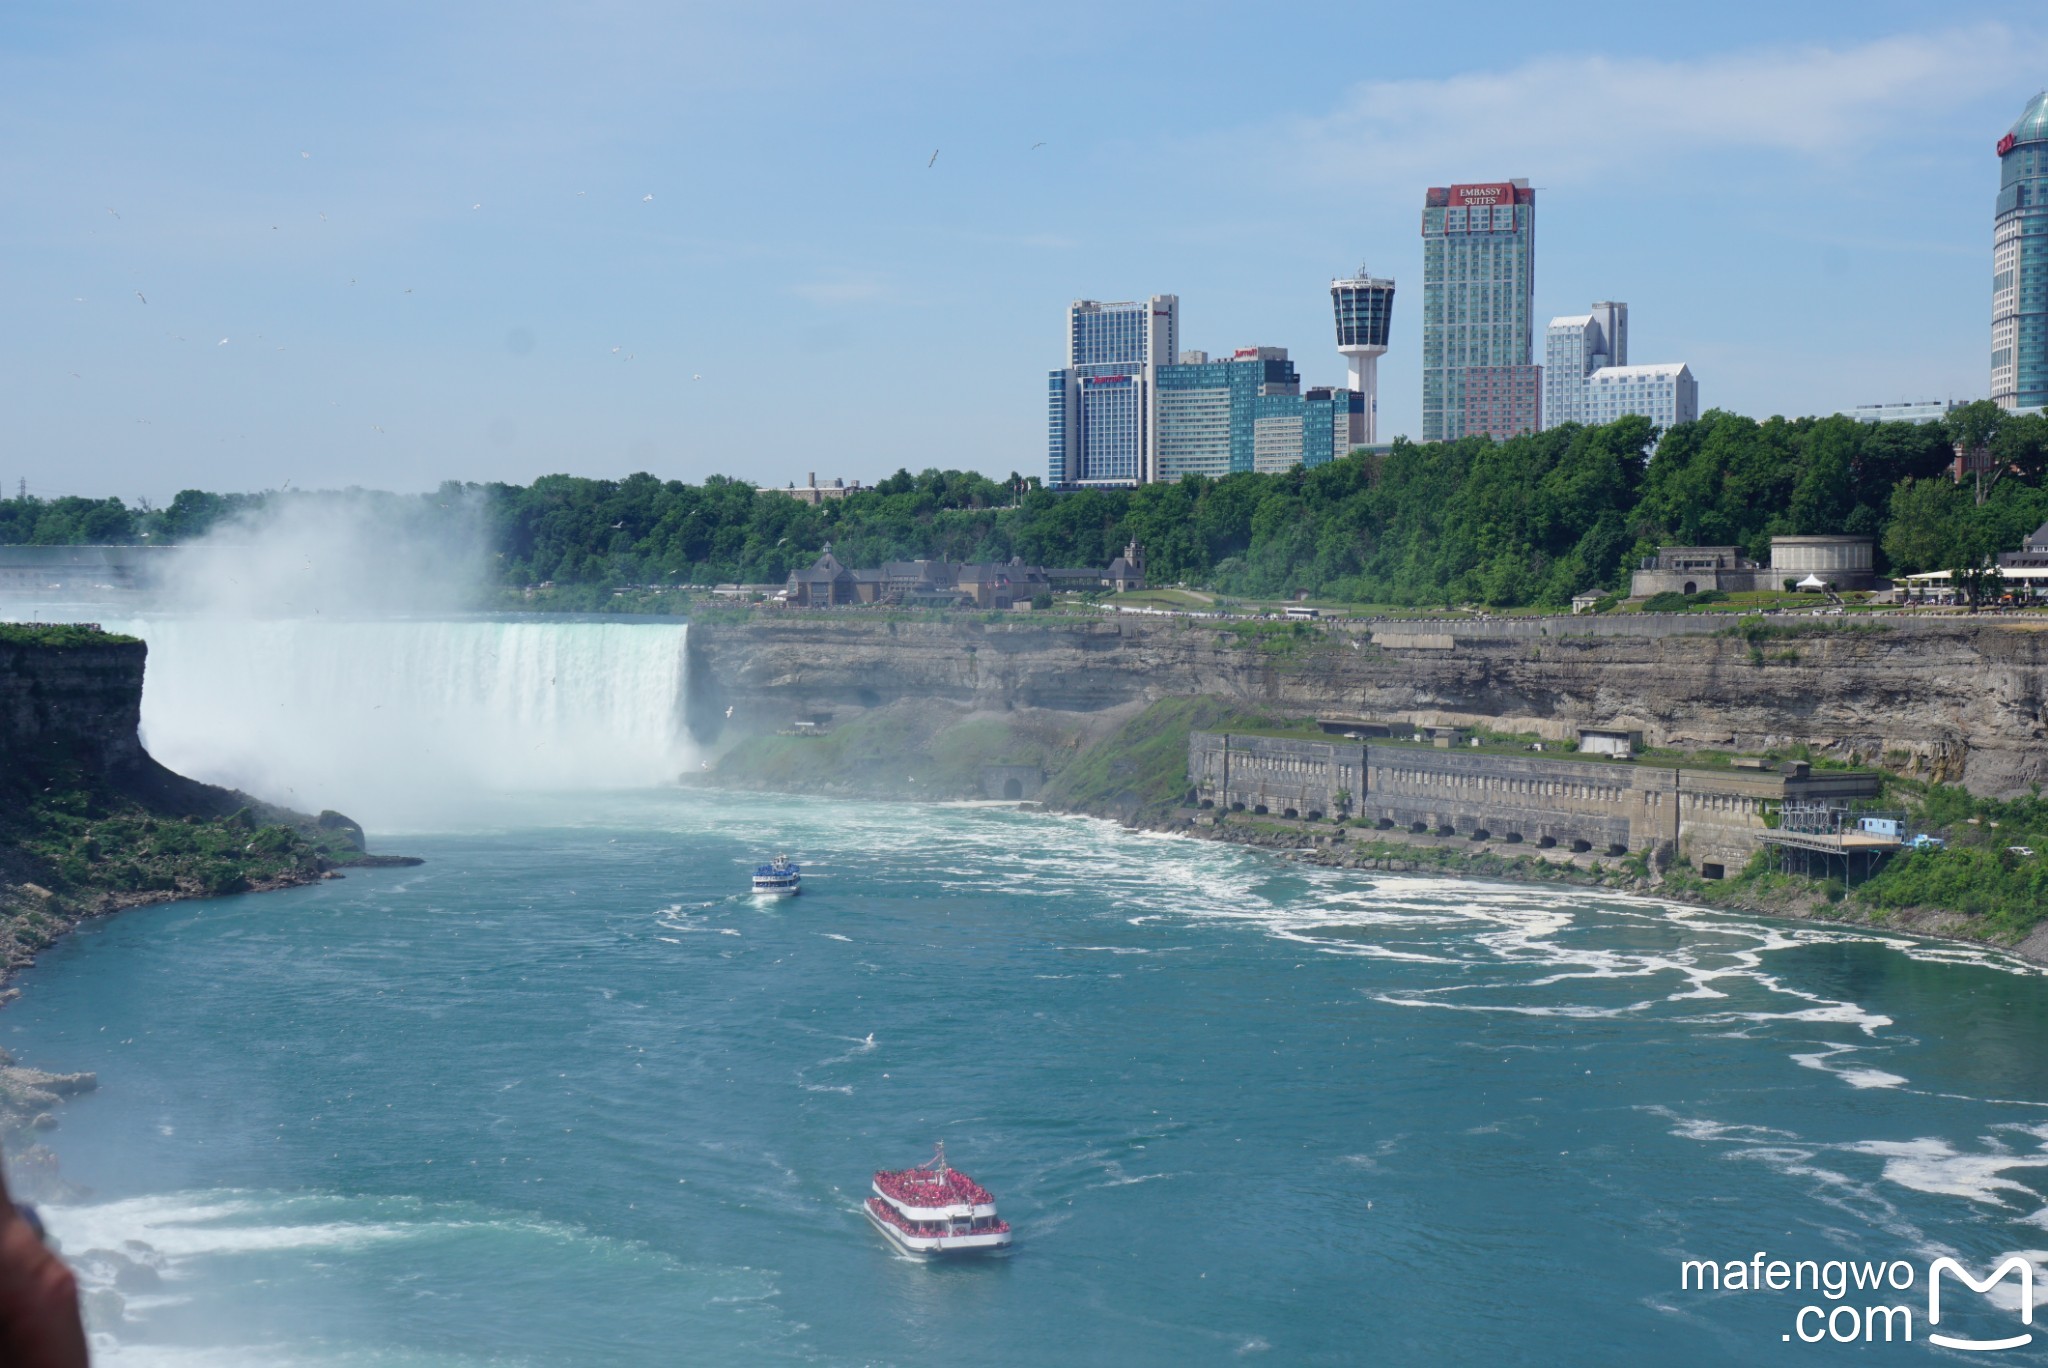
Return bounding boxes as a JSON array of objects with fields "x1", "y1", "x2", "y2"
[
  {"x1": 14, "y1": 403, "x2": 2048, "y2": 610},
  {"x1": 1850, "y1": 783, "x2": 2048, "y2": 936},
  {"x1": 0, "y1": 623, "x2": 141, "y2": 649}
]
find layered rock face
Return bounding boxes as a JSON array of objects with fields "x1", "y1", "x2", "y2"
[
  {"x1": 687, "y1": 616, "x2": 2048, "y2": 797},
  {"x1": 0, "y1": 634, "x2": 150, "y2": 773}
]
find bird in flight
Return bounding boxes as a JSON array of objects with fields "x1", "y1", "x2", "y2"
[
  {"x1": 610, "y1": 520, "x2": 626, "y2": 529},
  {"x1": 135, "y1": 291, "x2": 147, "y2": 305},
  {"x1": 928, "y1": 148, "x2": 939, "y2": 168},
  {"x1": 300, "y1": 150, "x2": 310, "y2": 159},
  {"x1": 1031, "y1": 141, "x2": 1046, "y2": 150},
  {"x1": 217, "y1": 337, "x2": 229, "y2": 346},
  {"x1": 471, "y1": 203, "x2": 482, "y2": 210},
  {"x1": 692, "y1": 373, "x2": 702, "y2": 381},
  {"x1": 106, "y1": 207, "x2": 119, "y2": 219},
  {"x1": 642, "y1": 193, "x2": 654, "y2": 202}
]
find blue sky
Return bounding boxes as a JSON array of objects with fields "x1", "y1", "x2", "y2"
[{"x1": 4, "y1": 1, "x2": 2047, "y2": 502}]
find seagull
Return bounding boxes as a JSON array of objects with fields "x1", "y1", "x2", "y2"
[
  {"x1": 692, "y1": 373, "x2": 702, "y2": 381},
  {"x1": 217, "y1": 337, "x2": 229, "y2": 346},
  {"x1": 863, "y1": 1033, "x2": 874, "y2": 1046},
  {"x1": 611, "y1": 345, "x2": 620, "y2": 354},
  {"x1": 610, "y1": 520, "x2": 625, "y2": 529},
  {"x1": 404, "y1": 287, "x2": 413, "y2": 294},
  {"x1": 724, "y1": 705, "x2": 734, "y2": 719},
  {"x1": 106, "y1": 207, "x2": 119, "y2": 219},
  {"x1": 135, "y1": 291, "x2": 146, "y2": 304},
  {"x1": 576, "y1": 190, "x2": 586, "y2": 196},
  {"x1": 472, "y1": 203, "x2": 482, "y2": 210},
  {"x1": 348, "y1": 277, "x2": 356, "y2": 286},
  {"x1": 1031, "y1": 141, "x2": 1046, "y2": 150},
  {"x1": 300, "y1": 150, "x2": 310, "y2": 159},
  {"x1": 319, "y1": 212, "x2": 327, "y2": 221},
  {"x1": 642, "y1": 193, "x2": 654, "y2": 202},
  {"x1": 928, "y1": 148, "x2": 938, "y2": 168}
]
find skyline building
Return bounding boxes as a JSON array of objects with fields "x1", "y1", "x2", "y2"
[
  {"x1": 1330, "y1": 268, "x2": 1395, "y2": 445},
  {"x1": 1151, "y1": 347, "x2": 1363, "y2": 481},
  {"x1": 1420, "y1": 179, "x2": 1538, "y2": 441},
  {"x1": 1048, "y1": 296, "x2": 1180, "y2": 487},
  {"x1": 1544, "y1": 301, "x2": 1696, "y2": 435},
  {"x1": 1542, "y1": 303, "x2": 1627, "y2": 428},
  {"x1": 1994, "y1": 90, "x2": 2048, "y2": 411},
  {"x1": 1579, "y1": 363, "x2": 1698, "y2": 431}
]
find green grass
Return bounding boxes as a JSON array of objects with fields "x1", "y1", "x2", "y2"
[
  {"x1": 0, "y1": 623, "x2": 139, "y2": 648},
  {"x1": 1037, "y1": 697, "x2": 1286, "y2": 824}
]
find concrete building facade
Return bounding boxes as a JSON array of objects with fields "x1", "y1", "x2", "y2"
[
  {"x1": 1190, "y1": 732, "x2": 1881, "y2": 875},
  {"x1": 1629, "y1": 536, "x2": 1877, "y2": 596}
]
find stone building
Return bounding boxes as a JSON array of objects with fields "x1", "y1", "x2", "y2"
[
  {"x1": 782, "y1": 543, "x2": 1143, "y2": 609},
  {"x1": 1189, "y1": 731, "x2": 1880, "y2": 876},
  {"x1": 1630, "y1": 536, "x2": 1875, "y2": 597}
]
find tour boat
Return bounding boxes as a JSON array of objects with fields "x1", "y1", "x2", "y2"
[
  {"x1": 751, "y1": 855, "x2": 801, "y2": 896},
  {"x1": 864, "y1": 1143, "x2": 1012, "y2": 1256}
]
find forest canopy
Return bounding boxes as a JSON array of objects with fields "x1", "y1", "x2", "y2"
[{"x1": 11, "y1": 404, "x2": 2048, "y2": 609}]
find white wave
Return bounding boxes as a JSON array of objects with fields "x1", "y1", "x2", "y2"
[
  {"x1": 1848, "y1": 1139, "x2": 2048, "y2": 1206},
  {"x1": 47, "y1": 1192, "x2": 416, "y2": 1262}
]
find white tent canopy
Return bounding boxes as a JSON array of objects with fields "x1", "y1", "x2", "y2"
[{"x1": 1795, "y1": 574, "x2": 1828, "y2": 590}]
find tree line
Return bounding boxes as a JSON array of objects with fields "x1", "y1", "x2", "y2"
[{"x1": 9, "y1": 403, "x2": 2048, "y2": 608}]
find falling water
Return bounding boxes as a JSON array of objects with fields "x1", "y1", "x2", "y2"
[{"x1": 99, "y1": 617, "x2": 693, "y2": 824}]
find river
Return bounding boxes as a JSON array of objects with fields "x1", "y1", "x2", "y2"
[{"x1": 9, "y1": 787, "x2": 2048, "y2": 1364}]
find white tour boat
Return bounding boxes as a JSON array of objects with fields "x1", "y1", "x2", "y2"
[
  {"x1": 751, "y1": 855, "x2": 801, "y2": 896},
  {"x1": 864, "y1": 1142, "x2": 1012, "y2": 1256}
]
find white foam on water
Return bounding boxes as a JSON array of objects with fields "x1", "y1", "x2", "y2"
[{"x1": 1847, "y1": 1139, "x2": 2048, "y2": 1206}]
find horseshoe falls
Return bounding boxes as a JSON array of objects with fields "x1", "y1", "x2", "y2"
[{"x1": 98, "y1": 617, "x2": 693, "y2": 823}]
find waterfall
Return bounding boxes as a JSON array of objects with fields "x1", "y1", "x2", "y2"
[{"x1": 98, "y1": 617, "x2": 694, "y2": 823}]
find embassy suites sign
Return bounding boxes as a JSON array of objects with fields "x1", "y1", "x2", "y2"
[{"x1": 1449, "y1": 183, "x2": 1514, "y2": 208}]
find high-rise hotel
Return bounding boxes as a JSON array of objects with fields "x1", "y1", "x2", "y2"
[
  {"x1": 1420, "y1": 180, "x2": 1538, "y2": 441},
  {"x1": 1047, "y1": 296, "x2": 1179, "y2": 487},
  {"x1": 1994, "y1": 91, "x2": 2048, "y2": 411}
]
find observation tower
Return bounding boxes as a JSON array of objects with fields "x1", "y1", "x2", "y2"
[{"x1": 1331, "y1": 268, "x2": 1395, "y2": 444}]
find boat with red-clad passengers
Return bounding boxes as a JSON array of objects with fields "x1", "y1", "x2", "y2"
[{"x1": 863, "y1": 1142, "x2": 1012, "y2": 1256}]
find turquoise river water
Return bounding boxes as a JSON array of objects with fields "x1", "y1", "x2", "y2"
[{"x1": 11, "y1": 789, "x2": 2048, "y2": 1365}]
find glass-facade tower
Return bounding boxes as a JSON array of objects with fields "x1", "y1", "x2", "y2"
[
  {"x1": 1994, "y1": 91, "x2": 2048, "y2": 411},
  {"x1": 1420, "y1": 180, "x2": 1537, "y2": 441},
  {"x1": 1048, "y1": 296, "x2": 1179, "y2": 487}
]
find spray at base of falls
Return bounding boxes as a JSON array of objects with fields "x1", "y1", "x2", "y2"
[{"x1": 101, "y1": 618, "x2": 694, "y2": 826}]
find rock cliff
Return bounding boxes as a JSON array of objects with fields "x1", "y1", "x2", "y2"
[{"x1": 686, "y1": 615, "x2": 2048, "y2": 796}]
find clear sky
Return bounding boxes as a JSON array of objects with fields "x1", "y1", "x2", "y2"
[{"x1": 4, "y1": 1, "x2": 2047, "y2": 503}]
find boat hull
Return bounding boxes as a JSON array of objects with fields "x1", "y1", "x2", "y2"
[
  {"x1": 750, "y1": 880, "x2": 800, "y2": 897},
  {"x1": 864, "y1": 1201, "x2": 1011, "y2": 1256}
]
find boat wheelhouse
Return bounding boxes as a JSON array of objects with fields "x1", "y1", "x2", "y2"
[
  {"x1": 864, "y1": 1143, "x2": 1011, "y2": 1256},
  {"x1": 751, "y1": 855, "x2": 801, "y2": 896}
]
